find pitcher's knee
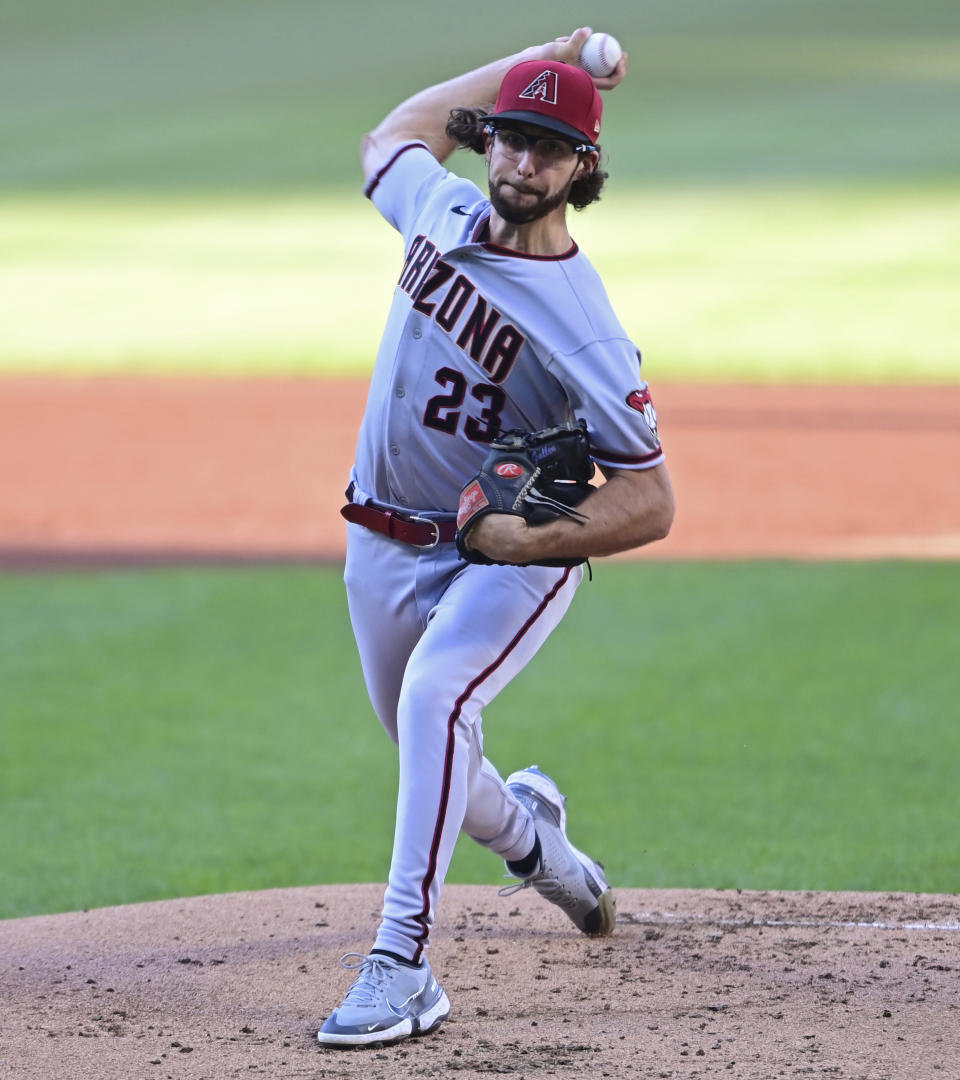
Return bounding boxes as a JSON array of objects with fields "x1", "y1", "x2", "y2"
[{"x1": 397, "y1": 674, "x2": 470, "y2": 743}]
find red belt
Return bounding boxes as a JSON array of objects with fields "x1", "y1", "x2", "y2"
[{"x1": 341, "y1": 501, "x2": 457, "y2": 548}]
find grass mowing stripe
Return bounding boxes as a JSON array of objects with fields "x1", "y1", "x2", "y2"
[
  {"x1": 1, "y1": 561, "x2": 957, "y2": 918},
  {"x1": 2, "y1": 183, "x2": 958, "y2": 381},
  {"x1": 3, "y1": 2, "x2": 958, "y2": 191},
  {"x1": 0, "y1": 568, "x2": 395, "y2": 916}
]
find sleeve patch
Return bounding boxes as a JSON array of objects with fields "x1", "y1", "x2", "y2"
[{"x1": 626, "y1": 388, "x2": 661, "y2": 444}]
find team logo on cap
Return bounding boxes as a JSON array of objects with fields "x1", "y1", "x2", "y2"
[{"x1": 519, "y1": 70, "x2": 559, "y2": 106}]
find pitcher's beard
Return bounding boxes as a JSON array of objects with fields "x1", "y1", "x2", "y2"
[{"x1": 488, "y1": 178, "x2": 572, "y2": 225}]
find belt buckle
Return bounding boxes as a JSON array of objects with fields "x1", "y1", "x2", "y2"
[{"x1": 408, "y1": 514, "x2": 440, "y2": 549}]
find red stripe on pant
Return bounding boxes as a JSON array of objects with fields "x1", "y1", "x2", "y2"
[{"x1": 410, "y1": 567, "x2": 574, "y2": 963}]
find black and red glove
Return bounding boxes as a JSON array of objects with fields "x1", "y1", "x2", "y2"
[{"x1": 455, "y1": 421, "x2": 596, "y2": 567}]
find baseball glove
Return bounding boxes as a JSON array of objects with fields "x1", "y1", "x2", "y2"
[{"x1": 455, "y1": 420, "x2": 596, "y2": 567}]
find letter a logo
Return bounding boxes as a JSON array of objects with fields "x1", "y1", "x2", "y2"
[{"x1": 519, "y1": 70, "x2": 559, "y2": 106}]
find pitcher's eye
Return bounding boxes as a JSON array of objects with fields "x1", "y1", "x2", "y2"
[
  {"x1": 498, "y1": 131, "x2": 526, "y2": 154},
  {"x1": 539, "y1": 140, "x2": 568, "y2": 159}
]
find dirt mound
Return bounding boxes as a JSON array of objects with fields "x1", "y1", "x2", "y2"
[{"x1": 3, "y1": 884, "x2": 958, "y2": 1078}]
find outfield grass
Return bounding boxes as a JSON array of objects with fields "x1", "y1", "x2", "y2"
[
  {"x1": 2, "y1": 0, "x2": 958, "y2": 382},
  {"x1": 2, "y1": 561, "x2": 957, "y2": 919},
  {"x1": 2, "y1": 183, "x2": 957, "y2": 382},
  {"x1": 4, "y1": 0, "x2": 958, "y2": 193}
]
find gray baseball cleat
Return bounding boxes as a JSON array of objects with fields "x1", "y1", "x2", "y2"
[
  {"x1": 317, "y1": 952, "x2": 450, "y2": 1048},
  {"x1": 502, "y1": 765, "x2": 616, "y2": 936}
]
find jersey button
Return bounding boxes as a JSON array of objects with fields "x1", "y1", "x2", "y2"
[
  {"x1": 391, "y1": 445, "x2": 400, "y2": 456},
  {"x1": 412, "y1": 328, "x2": 422, "y2": 339},
  {"x1": 396, "y1": 387, "x2": 406, "y2": 398}
]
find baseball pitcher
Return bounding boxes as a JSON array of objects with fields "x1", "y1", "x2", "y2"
[{"x1": 318, "y1": 26, "x2": 674, "y2": 1049}]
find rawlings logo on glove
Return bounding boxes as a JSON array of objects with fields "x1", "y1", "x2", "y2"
[{"x1": 455, "y1": 420, "x2": 596, "y2": 567}]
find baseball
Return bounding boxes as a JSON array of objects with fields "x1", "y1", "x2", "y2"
[{"x1": 578, "y1": 32, "x2": 623, "y2": 78}]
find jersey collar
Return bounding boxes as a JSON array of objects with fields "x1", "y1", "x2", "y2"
[{"x1": 470, "y1": 213, "x2": 578, "y2": 260}]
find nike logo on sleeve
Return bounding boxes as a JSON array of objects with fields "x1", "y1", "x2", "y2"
[{"x1": 451, "y1": 205, "x2": 471, "y2": 216}]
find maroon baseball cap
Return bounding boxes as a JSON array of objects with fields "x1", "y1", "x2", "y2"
[{"x1": 481, "y1": 60, "x2": 602, "y2": 145}]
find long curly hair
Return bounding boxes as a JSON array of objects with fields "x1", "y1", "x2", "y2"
[{"x1": 445, "y1": 106, "x2": 608, "y2": 211}]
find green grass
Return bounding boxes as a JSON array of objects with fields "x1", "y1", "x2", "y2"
[
  {"x1": 0, "y1": 567, "x2": 396, "y2": 916},
  {"x1": 3, "y1": 0, "x2": 958, "y2": 193},
  {"x1": 2, "y1": 183, "x2": 957, "y2": 381},
  {"x1": 2, "y1": 561, "x2": 958, "y2": 919},
  {"x1": 1, "y1": 0, "x2": 958, "y2": 382}
]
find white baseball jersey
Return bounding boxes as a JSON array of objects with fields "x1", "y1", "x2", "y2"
[{"x1": 350, "y1": 142, "x2": 664, "y2": 514}]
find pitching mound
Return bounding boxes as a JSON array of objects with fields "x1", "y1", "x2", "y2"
[{"x1": 3, "y1": 884, "x2": 958, "y2": 1078}]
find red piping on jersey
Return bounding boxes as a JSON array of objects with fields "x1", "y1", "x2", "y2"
[
  {"x1": 364, "y1": 142, "x2": 431, "y2": 199},
  {"x1": 481, "y1": 239, "x2": 579, "y2": 261},
  {"x1": 471, "y1": 214, "x2": 492, "y2": 243},
  {"x1": 410, "y1": 566, "x2": 574, "y2": 963},
  {"x1": 592, "y1": 445, "x2": 665, "y2": 466},
  {"x1": 472, "y1": 216, "x2": 579, "y2": 260}
]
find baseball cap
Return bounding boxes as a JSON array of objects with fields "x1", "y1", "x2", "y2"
[{"x1": 481, "y1": 60, "x2": 602, "y2": 145}]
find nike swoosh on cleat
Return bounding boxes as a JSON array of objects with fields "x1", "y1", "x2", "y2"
[{"x1": 451, "y1": 205, "x2": 471, "y2": 216}]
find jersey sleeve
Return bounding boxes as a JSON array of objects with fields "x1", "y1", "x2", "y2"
[
  {"x1": 547, "y1": 338, "x2": 665, "y2": 471},
  {"x1": 364, "y1": 142, "x2": 486, "y2": 246}
]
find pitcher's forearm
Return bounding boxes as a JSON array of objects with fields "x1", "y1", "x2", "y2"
[
  {"x1": 364, "y1": 48, "x2": 540, "y2": 165},
  {"x1": 361, "y1": 29, "x2": 596, "y2": 172},
  {"x1": 468, "y1": 465, "x2": 675, "y2": 564}
]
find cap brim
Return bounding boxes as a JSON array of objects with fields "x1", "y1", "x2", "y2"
[{"x1": 479, "y1": 110, "x2": 594, "y2": 145}]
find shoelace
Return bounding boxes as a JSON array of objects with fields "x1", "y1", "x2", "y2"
[
  {"x1": 497, "y1": 869, "x2": 580, "y2": 911},
  {"x1": 337, "y1": 953, "x2": 396, "y2": 1008},
  {"x1": 497, "y1": 879, "x2": 528, "y2": 898}
]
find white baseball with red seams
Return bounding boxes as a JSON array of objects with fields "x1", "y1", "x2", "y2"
[
  {"x1": 343, "y1": 142, "x2": 664, "y2": 965},
  {"x1": 578, "y1": 33, "x2": 623, "y2": 78}
]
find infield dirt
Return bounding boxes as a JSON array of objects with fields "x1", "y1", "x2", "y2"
[{"x1": 2, "y1": 377, "x2": 959, "y2": 566}]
